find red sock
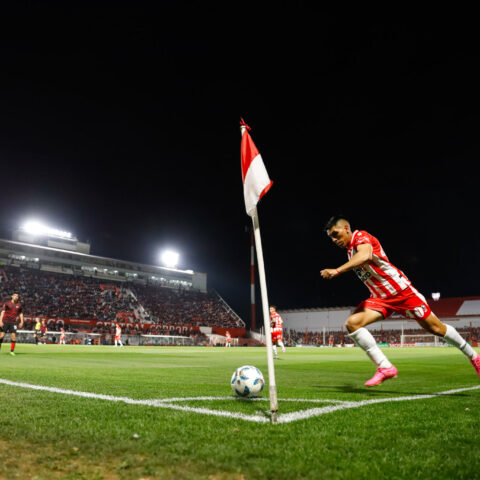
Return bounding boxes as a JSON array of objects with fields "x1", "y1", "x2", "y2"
[{"x1": 11, "y1": 341, "x2": 15, "y2": 352}]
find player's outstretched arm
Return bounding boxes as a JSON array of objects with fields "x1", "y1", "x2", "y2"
[
  {"x1": 321, "y1": 244, "x2": 372, "y2": 279},
  {"x1": 0, "y1": 310, "x2": 4, "y2": 328},
  {"x1": 19, "y1": 312, "x2": 24, "y2": 329}
]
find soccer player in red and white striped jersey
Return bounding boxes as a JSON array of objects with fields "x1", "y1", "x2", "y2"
[
  {"x1": 321, "y1": 216, "x2": 480, "y2": 386},
  {"x1": 270, "y1": 305, "x2": 286, "y2": 358},
  {"x1": 114, "y1": 324, "x2": 123, "y2": 347},
  {"x1": 59, "y1": 327, "x2": 66, "y2": 345}
]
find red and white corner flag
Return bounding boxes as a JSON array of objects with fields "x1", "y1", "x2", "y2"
[
  {"x1": 240, "y1": 119, "x2": 273, "y2": 217},
  {"x1": 239, "y1": 118, "x2": 279, "y2": 423}
]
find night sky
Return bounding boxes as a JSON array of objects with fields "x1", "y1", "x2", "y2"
[{"x1": 1, "y1": 5, "x2": 480, "y2": 326}]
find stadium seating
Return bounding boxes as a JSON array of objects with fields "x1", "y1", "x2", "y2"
[
  {"x1": 286, "y1": 326, "x2": 479, "y2": 346},
  {"x1": 0, "y1": 266, "x2": 243, "y2": 334}
]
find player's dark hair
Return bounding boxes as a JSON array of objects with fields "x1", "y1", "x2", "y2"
[
  {"x1": 270, "y1": 305, "x2": 277, "y2": 310},
  {"x1": 324, "y1": 215, "x2": 349, "y2": 232}
]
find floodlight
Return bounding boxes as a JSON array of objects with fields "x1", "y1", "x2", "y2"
[
  {"x1": 432, "y1": 292, "x2": 441, "y2": 301},
  {"x1": 21, "y1": 220, "x2": 72, "y2": 239},
  {"x1": 22, "y1": 220, "x2": 45, "y2": 235},
  {"x1": 161, "y1": 250, "x2": 179, "y2": 268}
]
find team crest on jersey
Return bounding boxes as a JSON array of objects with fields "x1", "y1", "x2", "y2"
[{"x1": 406, "y1": 305, "x2": 427, "y2": 319}]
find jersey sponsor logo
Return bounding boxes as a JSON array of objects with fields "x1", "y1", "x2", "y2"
[{"x1": 354, "y1": 267, "x2": 371, "y2": 282}]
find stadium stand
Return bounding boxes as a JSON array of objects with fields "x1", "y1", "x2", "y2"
[
  {"x1": 286, "y1": 326, "x2": 480, "y2": 346},
  {"x1": 0, "y1": 265, "x2": 244, "y2": 344}
]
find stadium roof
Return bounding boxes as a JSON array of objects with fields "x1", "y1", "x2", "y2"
[
  {"x1": 427, "y1": 297, "x2": 480, "y2": 317},
  {"x1": 0, "y1": 238, "x2": 197, "y2": 276},
  {"x1": 0, "y1": 238, "x2": 208, "y2": 292}
]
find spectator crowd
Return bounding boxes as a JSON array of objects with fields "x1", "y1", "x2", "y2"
[
  {"x1": 286, "y1": 326, "x2": 480, "y2": 346},
  {"x1": 0, "y1": 266, "x2": 243, "y2": 333}
]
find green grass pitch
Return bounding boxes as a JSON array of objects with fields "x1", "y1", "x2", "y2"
[{"x1": 0, "y1": 344, "x2": 478, "y2": 479}]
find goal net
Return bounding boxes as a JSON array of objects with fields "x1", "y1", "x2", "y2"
[{"x1": 400, "y1": 334, "x2": 442, "y2": 347}]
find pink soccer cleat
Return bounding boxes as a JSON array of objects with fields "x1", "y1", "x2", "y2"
[
  {"x1": 365, "y1": 365, "x2": 398, "y2": 387},
  {"x1": 470, "y1": 355, "x2": 480, "y2": 377}
]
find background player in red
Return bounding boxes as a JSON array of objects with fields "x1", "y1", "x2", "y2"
[
  {"x1": 269, "y1": 305, "x2": 286, "y2": 359},
  {"x1": 0, "y1": 293, "x2": 24, "y2": 356},
  {"x1": 321, "y1": 216, "x2": 480, "y2": 386},
  {"x1": 225, "y1": 330, "x2": 231, "y2": 347},
  {"x1": 40, "y1": 319, "x2": 47, "y2": 344}
]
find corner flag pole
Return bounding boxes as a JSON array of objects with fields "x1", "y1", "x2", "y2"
[
  {"x1": 251, "y1": 207, "x2": 279, "y2": 423},
  {"x1": 250, "y1": 227, "x2": 256, "y2": 331},
  {"x1": 240, "y1": 123, "x2": 278, "y2": 423}
]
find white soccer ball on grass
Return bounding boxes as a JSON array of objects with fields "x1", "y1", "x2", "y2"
[{"x1": 231, "y1": 365, "x2": 265, "y2": 398}]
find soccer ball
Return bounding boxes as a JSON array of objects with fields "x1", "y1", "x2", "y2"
[{"x1": 231, "y1": 365, "x2": 265, "y2": 398}]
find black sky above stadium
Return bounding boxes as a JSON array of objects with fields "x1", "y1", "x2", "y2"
[{"x1": 1, "y1": 4, "x2": 480, "y2": 326}]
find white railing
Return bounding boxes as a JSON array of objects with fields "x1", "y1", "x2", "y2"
[
  {"x1": 213, "y1": 290, "x2": 245, "y2": 327},
  {"x1": 13, "y1": 330, "x2": 195, "y2": 346}
]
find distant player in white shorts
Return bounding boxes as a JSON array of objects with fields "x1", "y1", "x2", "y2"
[
  {"x1": 114, "y1": 324, "x2": 123, "y2": 347},
  {"x1": 321, "y1": 216, "x2": 480, "y2": 386},
  {"x1": 59, "y1": 327, "x2": 66, "y2": 344},
  {"x1": 270, "y1": 305, "x2": 286, "y2": 358},
  {"x1": 225, "y1": 331, "x2": 231, "y2": 347}
]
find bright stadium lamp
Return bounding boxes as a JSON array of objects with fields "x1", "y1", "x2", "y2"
[
  {"x1": 161, "y1": 250, "x2": 179, "y2": 268},
  {"x1": 21, "y1": 220, "x2": 73, "y2": 239},
  {"x1": 22, "y1": 220, "x2": 45, "y2": 235}
]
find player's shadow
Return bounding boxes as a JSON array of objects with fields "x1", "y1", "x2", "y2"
[
  {"x1": 312, "y1": 384, "x2": 474, "y2": 397},
  {"x1": 312, "y1": 384, "x2": 390, "y2": 395}
]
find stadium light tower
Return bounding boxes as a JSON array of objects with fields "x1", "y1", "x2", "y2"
[{"x1": 161, "y1": 250, "x2": 180, "y2": 269}]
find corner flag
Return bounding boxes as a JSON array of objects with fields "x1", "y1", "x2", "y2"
[
  {"x1": 240, "y1": 119, "x2": 273, "y2": 217},
  {"x1": 240, "y1": 118, "x2": 278, "y2": 424}
]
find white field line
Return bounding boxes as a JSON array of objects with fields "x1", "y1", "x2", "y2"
[
  {"x1": 0, "y1": 379, "x2": 269, "y2": 423},
  {"x1": 0, "y1": 378, "x2": 479, "y2": 424},
  {"x1": 277, "y1": 385, "x2": 480, "y2": 423},
  {"x1": 160, "y1": 396, "x2": 348, "y2": 404}
]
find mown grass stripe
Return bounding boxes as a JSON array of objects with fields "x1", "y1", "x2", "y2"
[{"x1": 1, "y1": 377, "x2": 479, "y2": 424}]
